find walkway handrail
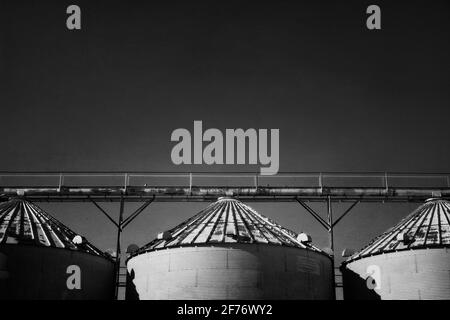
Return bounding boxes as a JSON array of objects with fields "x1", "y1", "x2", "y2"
[{"x1": 0, "y1": 171, "x2": 449, "y2": 189}]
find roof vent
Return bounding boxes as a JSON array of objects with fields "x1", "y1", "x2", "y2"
[
  {"x1": 157, "y1": 231, "x2": 172, "y2": 240},
  {"x1": 126, "y1": 244, "x2": 139, "y2": 254},
  {"x1": 431, "y1": 191, "x2": 442, "y2": 198},
  {"x1": 225, "y1": 190, "x2": 234, "y2": 197},
  {"x1": 342, "y1": 248, "x2": 356, "y2": 257},
  {"x1": 72, "y1": 235, "x2": 84, "y2": 244},
  {"x1": 218, "y1": 196, "x2": 235, "y2": 201},
  {"x1": 396, "y1": 232, "x2": 412, "y2": 244},
  {"x1": 105, "y1": 249, "x2": 117, "y2": 258},
  {"x1": 297, "y1": 233, "x2": 312, "y2": 244}
]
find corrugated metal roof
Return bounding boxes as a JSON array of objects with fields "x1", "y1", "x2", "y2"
[
  {"x1": 132, "y1": 197, "x2": 324, "y2": 256},
  {"x1": 0, "y1": 198, "x2": 107, "y2": 257},
  {"x1": 346, "y1": 198, "x2": 450, "y2": 263}
]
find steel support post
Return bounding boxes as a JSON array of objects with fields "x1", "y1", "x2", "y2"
[
  {"x1": 327, "y1": 196, "x2": 334, "y2": 252},
  {"x1": 327, "y1": 196, "x2": 336, "y2": 300},
  {"x1": 115, "y1": 196, "x2": 125, "y2": 300},
  {"x1": 90, "y1": 195, "x2": 154, "y2": 299}
]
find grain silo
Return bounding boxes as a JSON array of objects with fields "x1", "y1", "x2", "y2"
[
  {"x1": 341, "y1": 198, "x2": 450, "y2": 300},
  {"x1": 126, "y1": 197, "x2": 334, "y2": 300},
  {"x1": 0, "y1": 198, "x2": 115, "y2": 300}
]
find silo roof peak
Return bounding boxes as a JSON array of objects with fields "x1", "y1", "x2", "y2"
[
  {"x1": 345, "y1": 199, "x2": 450, "y2": 263},
  {"x1": 0, "y1": 198, "x2": 107, "y2": 257},
  {"x1": 132, "y1": 198, "x2": 325, "y2": 257}
]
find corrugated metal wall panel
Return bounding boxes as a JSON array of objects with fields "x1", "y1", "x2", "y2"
[
  {"x1": 127, "y1": 244, "x2": 333, "y2": 300},
  {"x1": 342, "y1": 249, "x2": 450, "y2": 300}
]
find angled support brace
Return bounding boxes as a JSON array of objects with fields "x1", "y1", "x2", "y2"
[
  {"x1": 295, "y1": 198, "x2": 330, "y2": 230},
  {"x1": 90, "y1": 198, "x2": 120, "y2": 229},
  {"x1": 121, "y1": 195, "x2": 155, "y2": 229},
  {"x1": 332, "y1": 200, "x2": 359, "y2": 228}
]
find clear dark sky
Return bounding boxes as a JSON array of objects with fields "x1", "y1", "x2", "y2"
[{"x1": 0, "y1": 0, "x2": 449, "y2": 279}]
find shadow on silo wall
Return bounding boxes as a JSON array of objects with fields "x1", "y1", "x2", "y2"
[
  {"x1": 341, "y1": 268, "x2": 381, "y2": 300},
  {"x1": 125, "y1": 268, "x2": 139, "y2": 300}
]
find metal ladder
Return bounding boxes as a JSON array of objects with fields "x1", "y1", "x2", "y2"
[{"x1": 115, "y1": 266, "x2": 128, "y2": 300}]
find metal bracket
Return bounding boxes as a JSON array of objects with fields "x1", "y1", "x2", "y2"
[
  {"x1": 332, "y1": 200, "x2": 359, "y2": 228},
  {"x1": 121, "y1": 195, "x2": 155, "y2": 229},
  {"x1": 295, "y1": 198, "x2": 330, "y2": 230},
  {"x1": 90, "y1": 198, "x2": 120, "y2": 229}
]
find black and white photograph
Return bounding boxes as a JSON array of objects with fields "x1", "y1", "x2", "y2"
[{"x1": 0, "y1": 0, "x2": 449, "y2": 313}]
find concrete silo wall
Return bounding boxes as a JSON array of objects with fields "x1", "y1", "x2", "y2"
[
  {"x1": 126, "y1": 244, "x2": 334, "y2": 300},
  {"x1": 342, "y1": 248, "x2": 450, "y2": 300},
  {"x1": 0, "y1": 245, "x2": 115, "y2": 300}
]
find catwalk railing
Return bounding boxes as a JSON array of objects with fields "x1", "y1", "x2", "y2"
[{"x1": 0, "y1": 172, "x2": 449, "y2": 202}]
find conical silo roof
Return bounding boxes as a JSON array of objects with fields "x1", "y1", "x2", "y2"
[
  {"x1": 0, "y1": 198, "x2": 107, "y2": 257},
  {"x1": 345, "y1": 198, "x2": 450, "y2": 263},
  {"x1": 132, "y1": 197, "x2": 324, "y2": 256}
]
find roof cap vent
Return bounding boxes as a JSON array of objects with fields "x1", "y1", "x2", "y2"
[
  {"x1": 342, "y1": 248, "x2": 356, "y2": 257},
  {"x1": 218, "y1": 196, "x2": 236, "y2": 201},
  {"x1": 72, "y1": 235, "x2": 84, "y2": 245},
  {"x1": 126, "y1": 244, "x2": 139, "y2": 254},
  {"x1": 431, "y1": 191, "x2": 442, "y2": 198},
  {"x1": 297, "y1": 233, "x2": 312, "y2": 244},
  {"x1": 105, "y1": 249, "x2": 117, "y2": 258},
  {"x1": 157, "y1": 231, "x2": 172, "y2": 240},
  {"x1": 396, "y1": 232, "x2": 412, "y2": 244}
]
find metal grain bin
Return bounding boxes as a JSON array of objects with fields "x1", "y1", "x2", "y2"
[
  {"x1": 126, "y1": 197, "x2": 334, "y2": 300},
  {"x1": 0, "y1": 198, "x2": 115, "y2": 300},
  {"x1": 341, "y1": 198, "x2": 450, "y2": 300}
]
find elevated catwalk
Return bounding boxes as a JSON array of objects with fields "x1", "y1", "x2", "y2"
[{"x1": 0, "y1": 172, "x2": 449, "y2": 202}]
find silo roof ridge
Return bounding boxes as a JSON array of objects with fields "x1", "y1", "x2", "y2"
[
  {"x1": 133, "y1": 198, "x2": 325, "y2": 257},
  {"x1": 345, "y1": 199, "x2": 450, "y2": 263},
  {"x1": 0, "y1": 198, "x2": 108, "y2": 258}
]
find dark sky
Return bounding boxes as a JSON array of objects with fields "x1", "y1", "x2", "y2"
[
  {"x1": 0, "y1": 0, "x2": 449, "y2": 291},
  {"x1": 1, "y1": 0, "x2": 449, "y2": 172}
]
